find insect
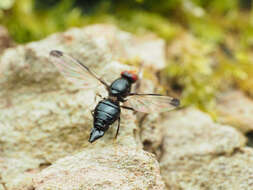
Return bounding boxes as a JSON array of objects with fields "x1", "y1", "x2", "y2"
[{"x1": 49, "y1": 50, "x2": 180, "y2": 143}]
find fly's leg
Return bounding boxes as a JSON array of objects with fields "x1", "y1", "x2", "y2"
[
  {"x1": 96, "y1": 92, "x2": 103, "y2": 99},
  {"x1": 115, "y1": 117, "x2": 121, "y2": 139},
  {"x1": 121, "y1": 105, "x2": 136, "y2": 112},
  {"x1": 91, "y1": 93, "x2": 104, "y2": 117},
  {"x1": 94, "y1": 92, "x2": 105, "y2": 103}
]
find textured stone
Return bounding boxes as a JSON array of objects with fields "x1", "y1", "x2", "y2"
[
  {"x1": 0, "y1": 24, "x2": 165, "y2": 189},
  {"x1": 159, "y1": 108, "x2": 250, "y2": 190},
  {"x1": 140, "y1": 113, "x2": 163, "y2": 156},
  {"x1": 0, "y1": 184, "x2": 4, "y2": 190},
  {"x1": 33, "y1": 146, "x2": 166, "y2": 190},
  {"x1": 84, "y1": 25, "x2": 166, "y2": 70},
  {"x1": 216, "y1": 90, "x2": 253, "y2": 132},
  {"x1": 180, "y1": 148, "x2": 253, "y2": 190}
]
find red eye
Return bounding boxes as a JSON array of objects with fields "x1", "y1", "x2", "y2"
[
  {"x1": 130, "y1": 72, "x2": 138, "y2": 81},
  {"x1": 120, "y1": 71, "x2": 127, "y2": 75},
  {"x1": 121, "y1": 70, "x2": 138, "y2": 83}
]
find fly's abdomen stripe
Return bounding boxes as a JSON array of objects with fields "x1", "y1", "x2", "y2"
[{"x1": 94, "y1": 100, "x2": 120, "y2": 127}]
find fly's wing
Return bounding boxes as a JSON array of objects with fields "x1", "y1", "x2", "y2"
[
  {"x1": 49, "y1": 50, "x2": 109, "y2": 89},
  {"x1": 125, "y1": 94, "x2": 180, "y2": 113}
]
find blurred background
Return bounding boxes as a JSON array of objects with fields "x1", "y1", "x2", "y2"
[{"x1": 0, "y1": 0, "x2": 252, "y2": 116}]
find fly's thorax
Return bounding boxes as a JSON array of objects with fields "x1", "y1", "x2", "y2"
[{"x1": 109, "y1": 77, "x2": 132, "y2": 99}]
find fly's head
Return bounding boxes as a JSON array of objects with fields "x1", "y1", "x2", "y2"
[{"x1": 121, "y1": 71, "x2": 138, "y2": 83}]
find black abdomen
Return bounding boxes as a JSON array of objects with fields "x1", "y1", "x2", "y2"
[{"x1": 94, "y1": 99, "x2": 120, "y2": 131}]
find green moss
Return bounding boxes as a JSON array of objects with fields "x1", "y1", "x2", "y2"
[
  {"x1": 0, "y1": 0, "x2": 90, "y2": 42},
  {"x1": 164, "y1": 34, "x2": 217, "y2": 112},
  {"x1": 114, "y1": 11, "x2": 180, "y2": 40}
]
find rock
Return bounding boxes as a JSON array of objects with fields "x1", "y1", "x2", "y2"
[
  {"x1": 0, "y1": 26, "x2": 14, "y2": 54},
  {"x1": 181, "y1": 147, "x2": 253, "y2": 190},
  {"x1": 140, "y1": 113, "x2": 163, "y2": 157},
  {"x1": 159, "y1": 108, "x2": 251, "y2": 189},
  {"x1": 132, "y1": 74, "x2": 163, "y2": 155},
  {"x1": 84, "y1": 25, "x2": 166, "y2": 70},
  {"x1": 33, "y1": 146, "x2": 166, "y2": 190},
  {"x1": 0, "y1": 24, "x2": 166, "y2": 189},
  {"x1": 216, "y1": 90, "x2": 253, "y2": 133},
  {"x1": 0, "y1": 155, "x2": 51, "y2": 190}
]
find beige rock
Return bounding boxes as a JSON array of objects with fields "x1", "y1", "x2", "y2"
[
  {"x1": 180, "y1": 147, "x2": 253, "y2": 190},
  {"x1": 85, "y1": 25, "x2": 166, "y2": 70},
  {"x1": 131, "y1": 71, "x2": 164, "y2": 155},
  {"x1": 0, "y1": 24, "x2": 166, "y2": 189},
  {"x1": 159, "y1": 108, "x2": 250, "y2": 190},
  {"x1": 140, "y1": 113, "x2": 163, "y2": 156},
  {"x1": 33, "y1": 146, "x2": 166, "y2": 190},
  {"x1": 0, "y1": 184, "x2": 4, "y2": 190},
  {"x1": 216, "y1": 90, "x2": 253, "y2": 132}
]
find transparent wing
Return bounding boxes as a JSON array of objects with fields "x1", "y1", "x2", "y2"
[
  {"x1": 125, "y1": 94, "x2": 180, "y2": 113},
  {"x1": 49, "y1": 50, "x2": 109, "y2": 89}
]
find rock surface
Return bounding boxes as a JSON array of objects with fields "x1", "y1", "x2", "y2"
[
  {"x1": 0, "y1": 24, "x2": 165, "y2": 189},
  {"x1": 159, "y1": 108, "x2": 253, "y2": 190},
  {"x1": 216, "y1": 90, "x2": 253, "y2": 133},
  {"x1": 182, "y1": 147, "x2": 253, "y2": 190},
  {"x1": 33, "y1": 146, "x2": 166, "y2": 190},
  {"x1": 140, "y1": 113, "x2": 164, "y2": 156},
  {"x1": 84, "y1": 26, "x2": 166, "y2": 70}
]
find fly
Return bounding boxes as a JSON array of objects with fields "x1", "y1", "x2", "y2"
[{"x1": 49, "y1": 50, "x2": 180, "y2": 143}]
